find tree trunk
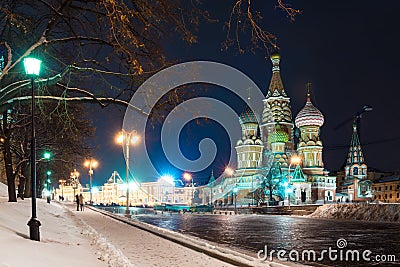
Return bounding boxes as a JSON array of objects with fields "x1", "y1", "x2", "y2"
[
  {"x1": 3, "y1": 139, "x2": 16, "y2": 202},
  {"x1": 2, "y1": 111, "x2": 16, "y2": 202},
  {"x1": 18, "y1": 160, "x2": 28, "y2": 199}
]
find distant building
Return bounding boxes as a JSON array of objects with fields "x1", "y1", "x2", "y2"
[
  {"x1": 55, "y1": 171, "x2": 195, "y2": 206},
  {"x1": 372, "y1": 175, "x2": 400, "y2": 203},
  {"x1": 337, "y1": 121, "x2": 372, "y2": 202}
]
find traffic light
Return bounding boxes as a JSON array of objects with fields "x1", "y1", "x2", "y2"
[{"x1": 46, "y1": 170, "x2": 52, "y2": 176}]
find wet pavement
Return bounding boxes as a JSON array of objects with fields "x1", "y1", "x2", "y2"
[{"x1": 98, "y1": 207, "x2": 400, "y2": 266}]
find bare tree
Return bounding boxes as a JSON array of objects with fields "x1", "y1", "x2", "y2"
[{"x1": 0, "y1": 0, "x2": 299, "y2": 201}]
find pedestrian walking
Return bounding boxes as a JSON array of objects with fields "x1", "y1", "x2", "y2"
[
  {"x1": 78, "y1": 194, "x2": 84, "y2": 211},
  {"x1": 75, "y1": 194, "x2": 80, "y2": 211}
]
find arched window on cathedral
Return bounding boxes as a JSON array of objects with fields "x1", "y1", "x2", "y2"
[{"x1": 353, "y1": 167, "x2": 358, "y2": 175}]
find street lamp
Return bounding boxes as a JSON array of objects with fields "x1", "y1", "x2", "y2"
[
  {"x1": 287, "y1": 155, "x2": 301, "y2": 209},
  {"x1": 70, "y1": 169, "x2": 80, "y2": 198},
  {"x1": 43, "y1": 152, "x2": 51, "y2": 203},
  {"x1": 84, "y1": 158, "x2": 98, "y2": 204},
  {"x1": 224, "y1": 167, "x2": 234, "y2": 177},
  {"x1": 233, "y1": 186, "x2": 238, "y2": 213},
  {"x1": 116, "y1": 130, "x2": 139, "y2": 215},
  {"x1": 160, "y1": 175, "x2": 175, "y2": 204},
  {"x1": 45, "y1": 170, "x2": 51, "y2": 203},
  {"x1": 24, "y1": 57, "x2": 42, "y2": 241},
  {"x1": 183, "y1": 172, "x2": 194, "y2": 205},
  {"x1": 58, "y1": 179, "x2": 66, "y2": 200}
]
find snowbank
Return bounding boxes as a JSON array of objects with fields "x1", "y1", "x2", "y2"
[
  {"x1": 0, "y1": 182, "x2": 129, "y2": 267},
  {"x1": 309, "y1": 203, "x2": 400, "y2": 222},
  {"x1": 0, "y1": 182, "x2": 7, "y2": 197}
]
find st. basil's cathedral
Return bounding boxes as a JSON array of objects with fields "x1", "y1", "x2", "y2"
[{"x1": 208, "y1": 51, "x2": 372, "y2": 205}]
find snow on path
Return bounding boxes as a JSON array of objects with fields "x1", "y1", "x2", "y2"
[
  {"x1": 0, "y1": 197, "x2": 107, "y2": 267},
  {"x1": 64, "y1": 203, "x2": 237, "y2": 267}
]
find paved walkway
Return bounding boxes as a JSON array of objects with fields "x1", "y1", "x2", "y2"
[{"x1": 63, "y1": 202, "x2": 235, "y2": 267}]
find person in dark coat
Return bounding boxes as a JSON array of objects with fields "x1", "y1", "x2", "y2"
[
  {"x1": 75, "y1": 194, "x2": 80, "y2": 211},
  {"x1": 78, "y1": 194, "x2": 84, "y2": 211}
]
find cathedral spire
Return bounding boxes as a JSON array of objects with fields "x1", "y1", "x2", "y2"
[
  {"x1": 346, "y1": 119, "x2": 365, "y2": 165},
  {"x1": 306, "y1": 82, "x2": 312, "y2": 100},
  {"x1": 209, "y1": 170, "x2": 215, "y2": 184},
  {"x1": 266, "y1": 50, "x2": 288, "y2": 98}
]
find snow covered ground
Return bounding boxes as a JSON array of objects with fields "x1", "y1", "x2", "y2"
[
  {"x1": 309, "y1": 203, "x2": 400, "y2": 222},
  {"x1": 0, "y1": 183, "x2": 107, "y2": 267},
  {"x1": 0, "y1": 183, "x2": 294, "y2": 267}
]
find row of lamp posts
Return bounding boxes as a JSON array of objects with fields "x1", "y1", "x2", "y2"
[
  {"x1": 23, "y1": 50, "x2": 301, "y2": 240},
  {"x1": 22, "y1": 55, "x2": 141, "y2": 239}
]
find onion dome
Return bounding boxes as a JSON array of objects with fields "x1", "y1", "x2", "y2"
[
  {"x1": 295, "y1": 95, "x2": 324, "y2": 127},
  {"x1": 268, "y1": 124, "x2": 289, "y2": 143},
  {"x1": 271, "y1": 52, "x2": 280, "y2": 60},
  {"x1": 239, "y1": 106, "x2": 258, "y2": 124}
]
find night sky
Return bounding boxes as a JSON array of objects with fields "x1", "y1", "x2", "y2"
[{"x1": 85, "y1": 0, "x2": 400, "y2": 187}]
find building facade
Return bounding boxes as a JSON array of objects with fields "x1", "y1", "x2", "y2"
[
  {"x1": 372, "y1": 175, "x2": 400, "y2": 203},
  {"x1": 55, "y1": 171, "x2": 195, "y2": 206},
  {"x1": 337, "y1": 121, "x2": 372, "y2": 202},
  {"x1": 201, "y1": 52, "x2": 336, "y2": 206}
]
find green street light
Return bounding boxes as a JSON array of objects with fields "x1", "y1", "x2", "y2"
[
  {"x1": 46, "y1": 170, "x2": 52, "y2": 176},
  {"x1": 25, "y1": 56, "x2": 42, "y2": 242},
  {"x1": 43, "y1": 152, "x2": 51, "y2": 160},
  {"x1": 23, "y1": 58, "x2": 42, "y2": 76}
]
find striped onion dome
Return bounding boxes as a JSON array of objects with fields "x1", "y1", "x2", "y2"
[
  {"x1": 268, "y1": 124, "x2": 289, "y2": 143},
  {"x1": 295, "y1": 96, "x2": 324, "y2": 127},
  {"x1": 239, "y1": 106, "x2": 258, "y2": 124}
]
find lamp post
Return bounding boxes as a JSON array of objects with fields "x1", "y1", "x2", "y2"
[
  {"x1": 160, "y1": 175, "x2": 175, "y2": 204},
  {"x1": 70, "y1": 169, "x2": 80, "y2": 198},
  {"x1": 287, "y1": 155, "x2": 301, "y2": 209},
  {"x1": 43, "y1": 152, "x2": 51, "y2": 204},
  {"x1": 233, "y1": 186, "x2": 238, "y2": 213},
  {"x1": 183, "y1": 172, "x2": 194, "y2": 205},
  {"x1": 116, "y1": 130, "x2": 139, "y2": 215},
  {"x1": 45, "y1": 170, "x2": 51, "y2": 203},
  {"x1": 58, "y1": 179, "x2": 66, "y2": 200},
  {"x1": 24, "y1": 57, "x2": 42, "y2": 241},
  {"x1": 84, "y1": 159, "x2": 98, "y2": 204},
  {"x1": 224, "y1": 167, "x2": 235, "y2": 206}
]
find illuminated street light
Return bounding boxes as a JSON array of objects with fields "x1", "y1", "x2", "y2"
[
  {"x1": 43, "y1": 151, "x2": 52, "y2": 204},
  {"x1": 160, "y1": 175, "x2": 175, "y2": 203},
  {"x1": 70, "y1": 169, "x2": 80, "y2": 198},
  {"x1": 43, "y1": 151, "x2": 51, "y2": 160},
  {"x1": 116, "y1": 130, "x2": 139, "y2": 215},
  {"x1": 287, "y1": 155, "x2": 302, "y2": 209},
  {"x1": 24, "y1": 56, "x2": 42, "y2": 242},
  {"x1": 84, "y1": 159, "x2": 98, "y2": 204},
  {"x1": 183, "y1": 172, "x2": 194, "y2": 204},
  {"x1": 58, "y1": 179, "x2": 66, "y2": 200},
  {"x1": 225, "y1": 167, "x2": 234, "y2": 177}
]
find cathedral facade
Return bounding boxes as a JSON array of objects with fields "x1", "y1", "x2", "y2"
[{"x1": 212, "y1": 52, "x2": 337, "y2": 205}]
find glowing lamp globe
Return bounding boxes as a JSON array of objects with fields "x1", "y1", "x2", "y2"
[
  {"x1": 183, "y1": 172, "x2": 192, "y2": 181},
  {"x1": 23, "y1": 57, "x2": 42, "y2": 76},
  {"x1": 160, "y1": 175, "x2": 174, "y2": 185},
  {"x1": 43, "y1": 152, "x2": 51, "y2": 160}
]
